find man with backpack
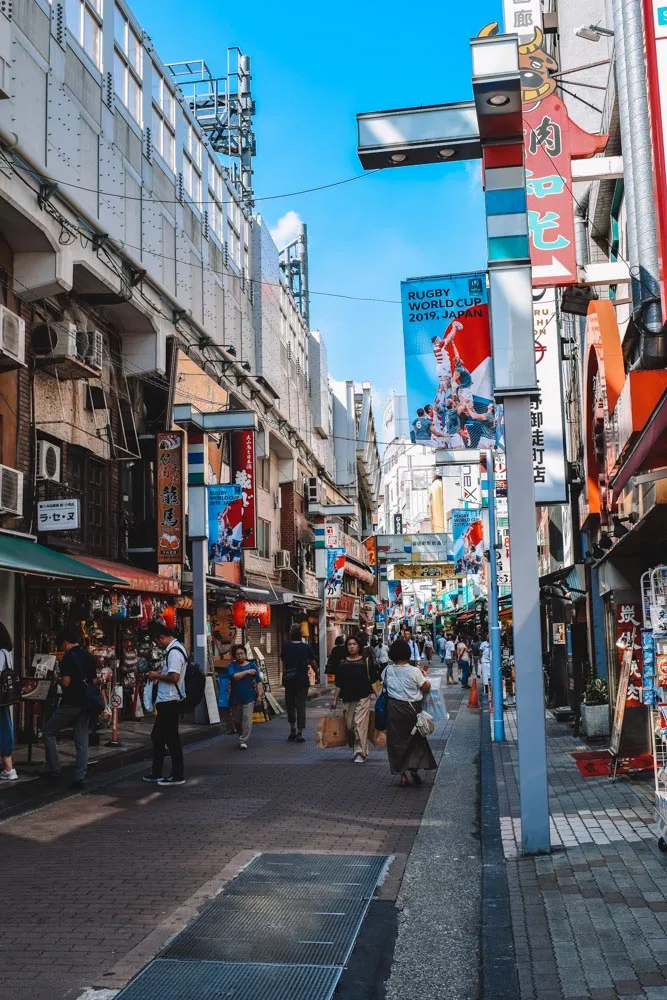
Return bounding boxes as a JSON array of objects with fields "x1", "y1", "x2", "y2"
[
  {"x1": 42, "y1": 627, "x2": 99, "y2": 790},
  {"x1": 144, "y1": 621, "x2": 187, "y2": 786}
]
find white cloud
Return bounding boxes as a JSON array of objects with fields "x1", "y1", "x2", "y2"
[
  {"x1": 464, "y1": 161, "x2": 483, "y2": 197},
  {"x1": 270, "y1": 210, "x2": 302, "y2": 249}
]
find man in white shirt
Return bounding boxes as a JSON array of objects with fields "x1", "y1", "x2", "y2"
[
  {"x1": 144, "y1": 622, "x2": 187, "y2": 786},
  {"x1": 480, "y1": 636, "x2": 492, "y2": 692},
  {"x1": 444, "y1": 637, "x2": 456, "y2": 685},
  {"x1": 402, "y1": 627, "x2": 422, "y2": 667}
]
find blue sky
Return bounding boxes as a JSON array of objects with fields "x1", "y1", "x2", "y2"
[{"x1": 132, "y1": 0, "x2": 503, "y2": 400}]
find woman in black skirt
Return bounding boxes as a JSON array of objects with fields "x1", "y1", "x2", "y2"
[{"x1": 383, "y1": 638, "x2": 437, "y2": 787}]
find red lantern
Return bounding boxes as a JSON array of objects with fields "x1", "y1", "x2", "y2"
[
  {"x1": 162, "y1": 605, "x2": 177, "y2": 630},
  {"x1": 231, "y1": 601, "x2": 271, "y2": 628}
]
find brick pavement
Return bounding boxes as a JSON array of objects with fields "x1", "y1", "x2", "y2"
[
  {"x1": 0, "y1": 686, "x2": 464, "y2": 1000},
  {"x1": 494, "y1": 708, "x2": 667, "y2": 1000}
]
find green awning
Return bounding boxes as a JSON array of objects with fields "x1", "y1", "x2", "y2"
[{"x1": 0, "y1": 534, "x2": 125, "y2": 584}]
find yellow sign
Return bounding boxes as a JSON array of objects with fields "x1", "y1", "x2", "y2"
[{"x1": 394, "y1": 563, "x2": 455, "y2": 580}]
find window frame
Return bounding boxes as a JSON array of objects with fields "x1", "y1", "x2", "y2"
[
  {"x1": 257, "y1": 517, "x2": 271, "y2": 559},
  {"x1": 66, "y1": 0, "x2": 103, "y2": 69},
  {"x1": 114, "y1": 4, "x2": 143, "y2": 125}
]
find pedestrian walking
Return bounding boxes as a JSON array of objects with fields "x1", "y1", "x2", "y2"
[
  {"x1": 143, "y1": 621, "x2": 187, "y2": 786},
  {"x1": 281, "y1": 624, "x2": 316, "y2": 743},
  {"x1": 331, "y1": 636, "x2": 379, "y2": 763},
  {"x1": 402, "y1": 626, "x2": 422, "y2": 667},
  {"x1": 423, "y1": 633, "x2": 434, "y2": 665},
  {"x1": 480, "y1": 635, "x2": 491, "y2": 694},
  {"x1": 383, "y1": 639, "x2": 437, "y2": 787},
  {"x1": 226, "y1": 644, "x2": 263, "y2": 749},
  {"x1": 0, "y1": 622, "x2": 18, "y2": 782},
  {"x1": 436, "y1": 633, "x2": 446, "y2": 663},
  {"x1": 444, "y1": 636, "x2": 456, "y2": 684},
  {"x1": 470, "y1": 635, "x2": 482, "y2": 677},
  {"x1": 42, "y1": 627, "x2": 98, "y2": 790},
  {"x1": 326, "y1": 635, "x2": 346, "y2": 677},
  {"x1": 373, "y1": 636, "x2": 390, "y2": 669},
  {"x1": 457, "y1": 636, "x2": 471, "y2": 688}
]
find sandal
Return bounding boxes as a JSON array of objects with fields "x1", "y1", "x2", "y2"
[{"x1": 400, "y1": 773, "x2": 409, "y2": 787}]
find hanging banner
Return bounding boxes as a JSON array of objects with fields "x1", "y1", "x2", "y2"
[
  {"x1": 208, "y1": 484, "x2": 244, "y2": 564},
  {"x1": 400, "y1": 272, "x2": 499, "y2": 450},
  {"x1": 375, "y1": 533, "x2": 451, "y2": 564},
  {"x1": 394, "y1": 563, "x2": 456, "y2": 580},
  {"x1": 325, "y1": 548, "x2": 346, "y2": 599},
  {"x1": 156, "y1": 431, "x2": 184, "y2": 565},
  {"x1": 231, "y1": 430, "x2": 257, "y2": 549},
  {"x1": 533, "y1": 288, "x2": 567, "y2": 502},
  {"x1": 451, "y1": 509, "x2": 484, "y2": 580}
]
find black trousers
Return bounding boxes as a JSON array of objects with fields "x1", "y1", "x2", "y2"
[
  {"x1": 151, "y1": 701, "x2": 184, "y2": 780},
  {"x1": 284, "y1": 685, "x2": 307, "y2": 731}
]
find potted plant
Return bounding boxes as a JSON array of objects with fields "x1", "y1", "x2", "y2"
[{"x1": 580, "y1": 678, "x2": 610, "y2": 738}]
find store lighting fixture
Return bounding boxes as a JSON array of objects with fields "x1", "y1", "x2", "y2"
[
  {"x1": 488, "y1": 94, "x2": 510, "y2": 107},
  {"x1": 438, "y1": 148, "x2": 456, "y2": 158},
  {"x1": 390, "y1": 153, "x2": 407, "y2": 163},
  {"x1": 576, "y1": 24, "x2": 615, "y2": 43}
]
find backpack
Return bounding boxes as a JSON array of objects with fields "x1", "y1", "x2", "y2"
[
  {"x1": 0, "y1": 650, "x2": 21, "y2": 708},
  {"x1": 171, "y1": 642, "x2": 205, "y2": 712},
  {"x1": 71, "y1": 646, "x2": 105, "y2": 717}
]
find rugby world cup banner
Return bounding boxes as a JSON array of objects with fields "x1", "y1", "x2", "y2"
[{"x1": 401, "y1": 272, "x2": 499, "y2": 451}]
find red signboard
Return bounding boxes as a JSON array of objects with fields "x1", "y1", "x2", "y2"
[
  {"x1": 156, "y1": 431, "x2": 184, "y2": 565},
  {"x1": 231, "y1": 430, "x2": 257, "y2": 549},
  {"x1": 615, "y1": 604, "x2": 643, "y2": 707}
]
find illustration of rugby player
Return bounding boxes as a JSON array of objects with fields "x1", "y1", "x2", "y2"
[{"x1": 431, "y1": 319, "x2": 463, "y2": 379}]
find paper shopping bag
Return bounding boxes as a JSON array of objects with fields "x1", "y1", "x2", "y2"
[
  {"x1": 316, "y1": 714, "x2": 347, "y2": 748},
  {"x1": 367, "y1": 710, "x2": 387, "y2": 748}
]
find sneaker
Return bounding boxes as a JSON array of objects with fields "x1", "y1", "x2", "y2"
[
  {"x1": 157, "y1": 776, "x2": 185, "y2": 786},
  {"x1": 0, "y1": 768, "x2": 18, "y2": 781},
  {"x1": 353, "y1": 754, "x2": 366, "y2": 764},
  {"x1": 239, "y1": 742, "x2": 248, "y2": 750},
  {"x1": 143, "y1": 774, "x2": 161, "y2": 783},
  {"x1": 295, "y1": 733, "x2": 306, "y2": 743}
]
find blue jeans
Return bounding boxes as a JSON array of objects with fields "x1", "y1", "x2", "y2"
[
  {"x1": 43, "y1": 702, "x2": 90, "y2": 780},
  {"x1": 0, "y1": 705, "x2": 13, "y2": 757},
  {"x1": 460, "y1": 660, "x2": 470, "y2": 686}
]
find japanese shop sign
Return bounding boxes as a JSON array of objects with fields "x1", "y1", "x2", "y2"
[
  {"x1": 325, "y1": 548, "x2": 346, "y2": 599},
  {"x1": 533, "y1": 288, "x2": 567, "y2": 502},
  {"x1": 642, "y1": 630, "x2": 657, "y2": 705},
  {"x1": 393, "y1": 563, "x2": 456, "y2": 580},
  {"x1": 325, "y1": 522, "x2": 343, "y2": 548},
  {"x1": 37, "y1": 499, "x2": 80, "y2": 532},
  {"x1": 393, "y1": 513, "x2": 403, "y2": 534},
  {"x1": 231, "y1": 430, "x2": 257, "y2": 549},
  {"x1": 156, "y1": 431, "x2": 184, "y2": 564},
  {"x1": 503, "y1": 0, "x2": 542, "y2": 40},
  {"x1": 376, "y1": 534, "x2": 451, "y2": 564},
  {"x1": 616, "y1": 604, "x2": 643, "y2": 707},
  {"x1": 497, "y1": 526, "x2": 511, "y2": 588}
]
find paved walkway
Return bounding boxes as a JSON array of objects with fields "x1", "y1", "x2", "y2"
[
  {"x1": 494, "y1": 708, "x2": 667, "y2": 1000},
  {"x1": 0, "y1": 681, "x2": 468, "y2": 1000}
]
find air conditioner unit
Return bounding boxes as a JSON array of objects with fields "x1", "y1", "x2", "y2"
[
  {"x1": 0, "y1": 306, "x2": 25, "y2": 366},
  {"x1": 85, "y1": 330, "x2": 104, "y2": 370},
  {"x1": 0, "y1": 464, "x2": 23, "y2": 516},
  {"x1": 36, "y1": 321, "x2": 89, "y2": 360},
  {"x1": 306, "y1": 476, "x2": 319, "y2": 506},
  {"x1": 274, "y1": 549, "x2": 290, "y2": 571},
  {"x1": 37, "y1": 440, "x2": 61, "y2": 482}
]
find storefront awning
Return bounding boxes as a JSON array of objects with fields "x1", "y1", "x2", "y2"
[
  {"x1": 344, "y1": 561, "x2": 374, "y2": 586},
  {"x1": 0, "y1": 534, "x2": 125, "y2": 584},
  {"x1": 74, "y1": 556, "x2": 179, "y2": 595}
]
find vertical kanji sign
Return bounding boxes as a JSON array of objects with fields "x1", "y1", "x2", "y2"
[
  {"x1": 156, "y1": 431, "x2": 184, "y2": 564},
  {"x1": 616, "y1": 604, "x2": 644, "y2": 707},
  {"x1": 503, "y1": 0, "x2": 543, "y2": 41},
  {"x1": 533, "y1": 287, "x2": 567, "y2": 502},
  {"x1": 231, "y1": 430, "x2": 257, "y2": 549}
]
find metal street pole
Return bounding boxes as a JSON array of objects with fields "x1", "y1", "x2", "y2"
[{"x1": 485, "y1": 450, "x2": 504, "y2": 742}]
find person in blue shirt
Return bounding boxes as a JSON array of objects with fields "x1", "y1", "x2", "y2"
[
  {"x1": 227, "y1": 644, "x2": 263, "y2": 749},
  {"x1": 410, "y1": 407, "x2": 433, "y2": 443}
]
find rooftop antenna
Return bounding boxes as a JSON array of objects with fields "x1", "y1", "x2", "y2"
[{"x1": 279, "y1": 221, "x2": 310, "y2": 327}]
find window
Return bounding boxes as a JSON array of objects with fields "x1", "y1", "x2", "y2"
[
  {"x1": 66, "y1": 0, "x2": 102, "y2": 68},
  {"x1": 257, "y1": 517, "x2": 271, "y2": 559},
  {"x1": 66, "y1": 448, "x2": 109, "y2": 554},
  {"x1": 258, "y1": 458, "x2": 270, "y2": 492},
  {"x1": 114, "y1": 4, "x2": 143, "y2": 124},
  {"x1": 183, "y1": 121, "x2": 203, "y2": 207},
  {"x1": 151, "y1": 67, "x2": 176, "y2": 170},
  {"x1": 208, "y1": 160, "x2": 224, "y2": 242}
]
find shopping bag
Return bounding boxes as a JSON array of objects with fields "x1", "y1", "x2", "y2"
[
  {"x1": 315, "y1": 713, "x2": 347, "y2": 748},
  {"x1": 367, "y1": 710, "x2": 387, "y2": 749},
  {"x1": 142, "y1": 680, "x2": 157, "y2": 714}
]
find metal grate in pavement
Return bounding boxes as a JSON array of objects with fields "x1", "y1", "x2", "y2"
[
  {"x1": 114, "y1": 959, "x2": 339, "y2": 1000},
  {"x1": 226, "y1": 852, "x2": 389, "y2": 897},
  {"x1": 162, "y1": 895, "x2": 369, "y2": 966},
  {"x1": 115, "y1": 853, "x2": 390, "y2": 1000}
]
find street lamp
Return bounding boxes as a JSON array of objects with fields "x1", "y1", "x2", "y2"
[
  {"x1": 576, "y1": 24, "x2": 615, "y2": 42},
  {"x1": 356, "y1": 32, "x2": 550, "y2": 854}
]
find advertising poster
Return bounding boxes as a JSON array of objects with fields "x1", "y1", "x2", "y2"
[
  {"x1": 208, "y1": 484, "x2": 244, "y2": 564},
  {"x1": 325, "y1": 547, "x2": 346, "y2": 599},
  {"x1": 394, "y1": 564, "x2": 455, "y2": 580},
  {"x1": 451, "y1": 509, "x2": 484, "y2": 579},
  {"x1": 401, "y1": 271, "x2": 497, "y2": 451},
  {"x1": 156, "y1": 431, "x2": 184, "y2": 564},
  {"x1": 231, "y1": 430, "x2": 257, "y2": 549}
]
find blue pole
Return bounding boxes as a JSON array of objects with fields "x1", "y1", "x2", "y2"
[{"x1": 486, "y1": 450, "x2": 504, "y2": 742}]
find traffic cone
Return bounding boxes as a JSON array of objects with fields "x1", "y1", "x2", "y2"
[{"x1": 467, "y1": 677, "x2": 480, "y2": 709}]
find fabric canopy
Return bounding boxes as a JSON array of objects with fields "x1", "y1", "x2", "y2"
[
  {"x1": 0, "y1": 534, "x2": 125, "y2": 584},
  {"x1": 74, "y1": 556, "x2": 179, "y2": 595}
]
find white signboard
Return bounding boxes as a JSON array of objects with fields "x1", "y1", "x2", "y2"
[
  {"x1": 37, "y1": 499, "x2": 80, "y2": 532},
  {"x1": 497, "y1": 526, "x2": 511, "y2": 588},
  {"x1": 503, "y1": 0, "x2": 543, "y2": 41},
  {"x1": 533, "y1": 288, "x2": 568, "y2": 503}
]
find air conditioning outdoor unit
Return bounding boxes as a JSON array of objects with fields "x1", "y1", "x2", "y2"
[
  {"x1": 36, "y1": 321, "x2": 89, "y2": 360},
  {"x1": 0, "y1": 464, "x2": 23, "y2": 516},
  {"x1": 306, "y1": 476, "x2": 319, "y2": 506},
  {"x1": 37, "y1": 440, "x2": 61, "y2": 482},
  {"x1": 274, "y1": 550, "x2": 291, "y2": 571},
  {"x1": 0, "y1": 306, "x2": 25, "y2": 366},
  {"x1": 85, "y1": 330, "x2": 104, "y2": 370}
]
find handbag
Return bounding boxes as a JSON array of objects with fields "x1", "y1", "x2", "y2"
[
  {"x1": 0, "y1": 650, "x2": 22, "y2": 707},
  {"x1": 412, "y1": 709, "x2": 435, "y2": 737}
]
